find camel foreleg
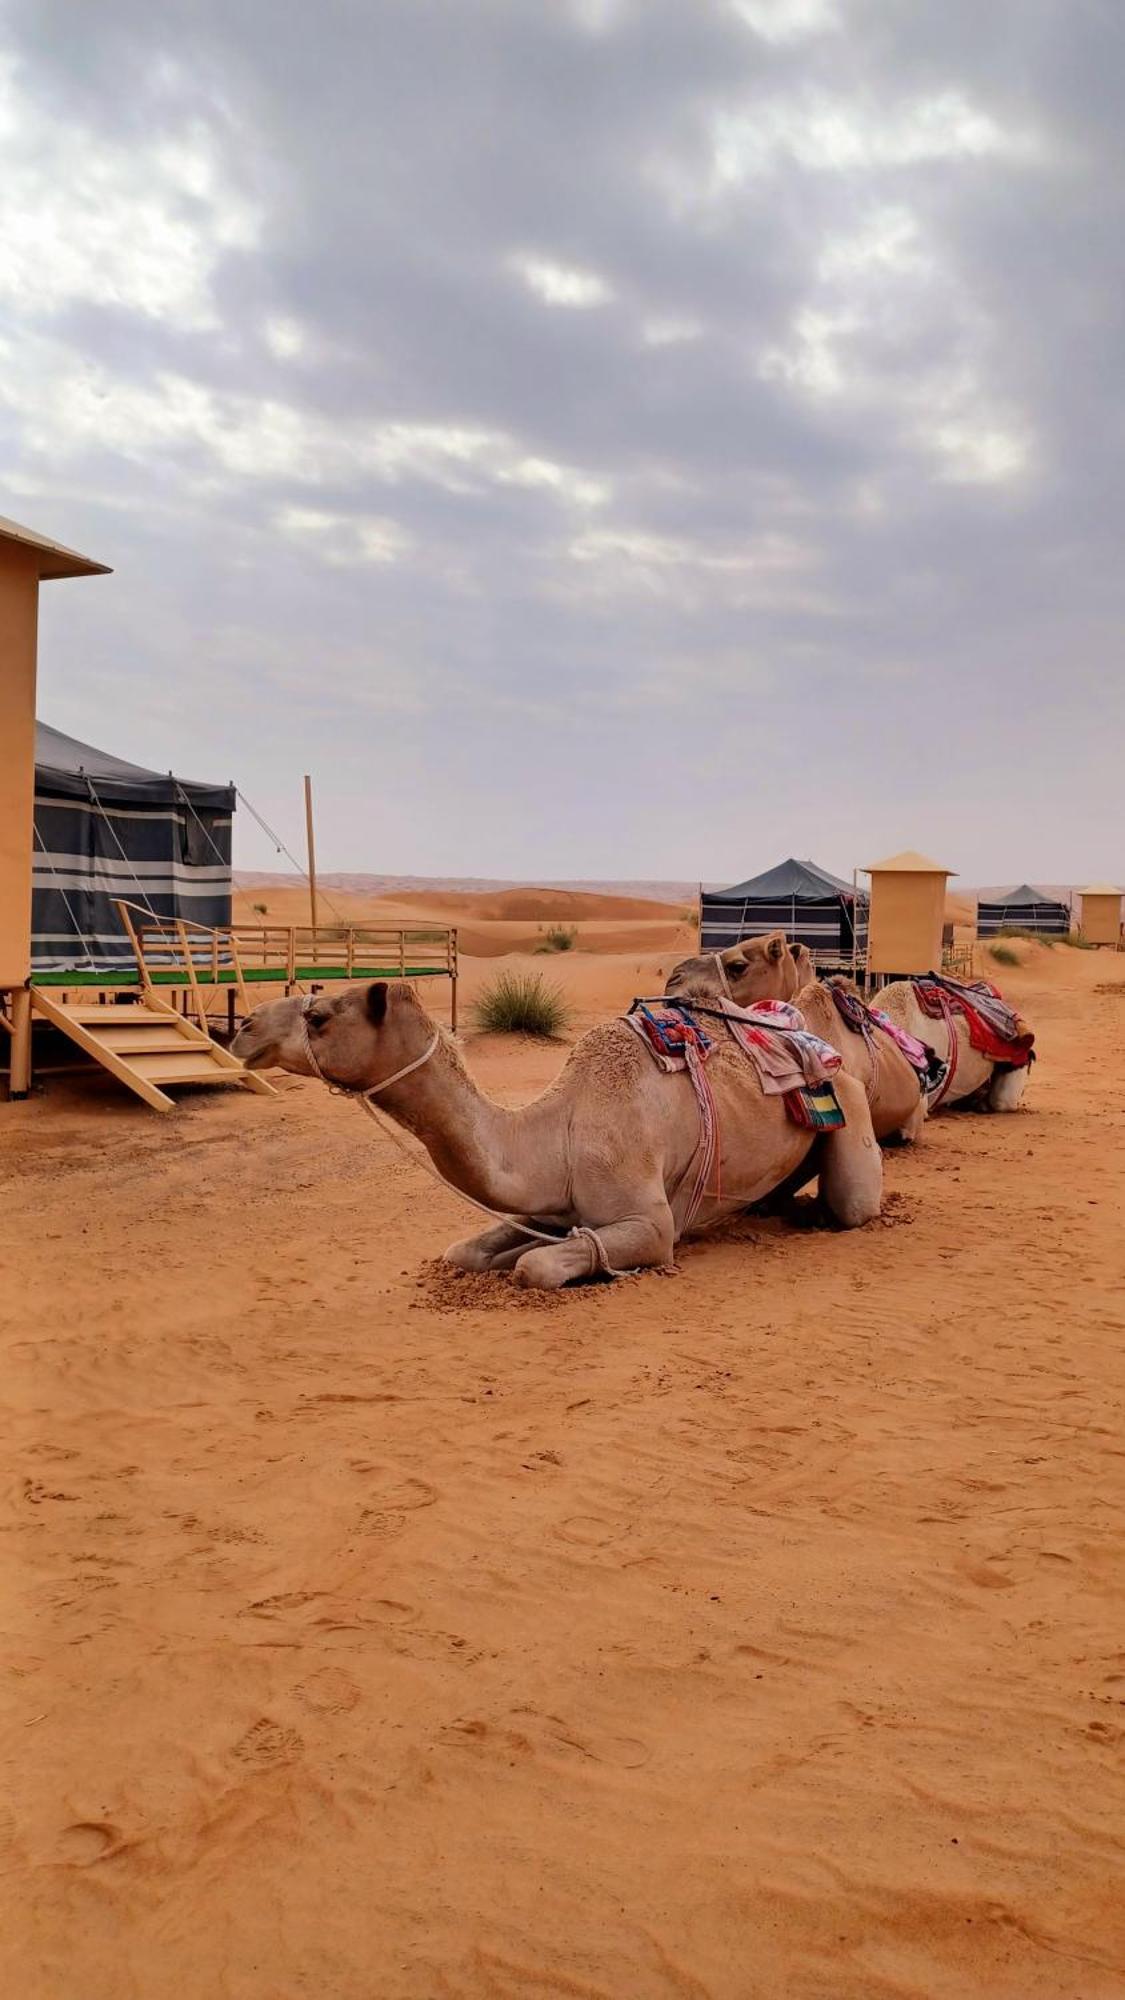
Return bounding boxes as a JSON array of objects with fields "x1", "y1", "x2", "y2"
[
  {"x1": 443, "y1": 1219, "x2": 552, "y2": 1272},
  {"x1": 511, "y1": 1205, "x2": 675, "y2": 1291},
  {"x1": 989, "y1": 1065, "x2": 1029, "y2": 1112},
  {"x1": 817, "y1": 1075, "x2": 883, "y2": 1227}
]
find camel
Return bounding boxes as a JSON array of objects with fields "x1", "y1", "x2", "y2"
[
  {"x1": 665, "y1": 934, "x2": 927, "y2": 1144},
  {"x1": 232, "y1": 978, "x2": 882, "y2": 1290},
  {"x1": 873, "y1": 980, "x2": 1030, "y2": 1112}
]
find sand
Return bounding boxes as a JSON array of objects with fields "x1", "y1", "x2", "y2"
[{"x1": 3, "y1": 939, "x2": 1125, "y2": 1997}]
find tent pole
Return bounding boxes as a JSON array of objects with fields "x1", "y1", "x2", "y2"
[{"x1": 304, "y1": 774, "x2": 319, "y2": 958}]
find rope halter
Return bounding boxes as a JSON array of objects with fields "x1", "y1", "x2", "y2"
[
  {"x1": 299, "y1": 993, "x2": 441, "y2": 1100},
  {"x1": 712, "y1": 952, "x2": 734, "y2": 999}
]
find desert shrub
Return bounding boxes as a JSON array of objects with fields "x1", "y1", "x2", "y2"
[
  {"x1": 252, "y1": 901, "x2": 268, "y2": 915},
  {"x1": 996, "y1": 925, "x2": 1054, "y2": 947},
  {"x1": 989, "y1": 943, "x2": 1020, "y2": 967},
  {"x1": 473, "y1": 972, "x2": 571, "y2": 1038},
  {"x1": 1059, "y1": 930, "x2": 1096, "y2": 949},
  {"x1": 534, "y1": 924, "x2": 578, "y2": 954}
]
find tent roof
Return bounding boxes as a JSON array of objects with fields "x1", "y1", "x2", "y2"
[
  {"x1": 864, "y1": 849, "x2": 954, "y2": 875},
  {"x1": 35, "y1": 721, "x2": 234, "y2": 812},
  {"x1": 0, "y1": 513, "x2": 110, "y2": 580},
  {"x1": 979, "y1": 883, "x2": 1068, "y2": 909},
  {"x1": 708, "y1": 857, "x2": 860, "y2": 903}
]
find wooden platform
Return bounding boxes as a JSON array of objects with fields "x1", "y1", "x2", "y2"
[{"x1": 30, "y1": 990, "x2": 277, "y2": 1114}]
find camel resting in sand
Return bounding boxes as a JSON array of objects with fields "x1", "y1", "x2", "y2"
[
  {"x1": 874, "y1": 980, "x2": 1031, "y2": 1112},
  {"x1": 665, "y1": 934, "x2": 927, "y2": 1145},
  {"x1": 232, "y1": 978, "x2": 882, "y2": 1289}
]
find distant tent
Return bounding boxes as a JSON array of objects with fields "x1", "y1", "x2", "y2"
[
  {"x1": 699, "y1": 857, "x2": 868, "y2": 963},
  {"x1": 32, "y1": 723, "x2": 234, "y2": 972},
  {"x1": 976, "y1": 884, "x2": 1070, "y2": 940}
]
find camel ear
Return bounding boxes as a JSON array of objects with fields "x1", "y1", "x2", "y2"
[
  {"x1": 765, "y1": 931, "x2": 788, "y2": 963},
  {"x1": 366, "y1": 980, "x2": 389, "y2": 1026}
]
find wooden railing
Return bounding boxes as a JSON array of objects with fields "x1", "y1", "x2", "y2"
[
  {"x1": 113, "y1": 903, "x2": 459, "y2": 1030},
  {"x1": 229, "y1": 923, "x2": 457, "y2": 983}
]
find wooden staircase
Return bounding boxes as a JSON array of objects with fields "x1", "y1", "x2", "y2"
[{"x1": 30, "y1": 990, "x2": 277, "y2": 1114}]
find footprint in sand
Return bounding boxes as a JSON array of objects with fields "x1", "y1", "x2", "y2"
[
  {"x1": 356, "y1": 1508, "x2": 408, "y2": 1540},
  {"x1": 440, "y1": 1708, "x2": 650, "y2": 1770},
  {"x1": 243, "y1": 1589, "x2": 324, "y2": 1619},
  {"x1": 553, "y1": 1514, "x2": 629, "y2": 1549},
  {"x1": 294, "y1": 1666, "x2": 362, "y2": 1714},
  {"x1": 354, "y1": 1474, "x2": 437, "y2": 1512},
  {"x1": 54, "y1": 1821, "x2": 123, "y2": 1865},
  {"x1": 231, "y1": 1718, "x2": 304, "y2": 1769}
]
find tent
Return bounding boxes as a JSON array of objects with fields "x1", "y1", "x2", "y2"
[
  {"x1": 31, "y1": 723, "x2": 235, "y2": 972},
  {"x1": 699, "y1": 857, "x2": 868, "y2": 964},
  {"x1": 976, "y1": 883, "x2": 1070, "y2": 939}
]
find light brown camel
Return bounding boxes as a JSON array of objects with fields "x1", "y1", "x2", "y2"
[
  {"x1": 665, "y1": 935, "x2": 927, "y2": 1144},
  {"x1": 874, "y1": 981, "x2": 1030, "y2": 1112},
  {"x1": 232, "y1": 978, "x2": 882, "y2": 1289}
]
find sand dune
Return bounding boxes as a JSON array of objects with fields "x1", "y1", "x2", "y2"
[
  {"x1": 4, "y1": 940, "x2": 1124, "y2": 1996},
  {"x1": 232, "y1": 881, "x2": 693, "y2": 958}
]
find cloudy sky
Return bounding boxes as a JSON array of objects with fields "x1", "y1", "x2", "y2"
[{"x1": 3, "y1": 0, "x2": 1122, "y2": 883}]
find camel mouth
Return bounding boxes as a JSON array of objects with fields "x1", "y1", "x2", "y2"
[{"x1": 231, "y1": 1031, "x2": 276, "y2": 1070}]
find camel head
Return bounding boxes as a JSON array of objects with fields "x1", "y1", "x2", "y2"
[
  {"x1": 663, "y1": 929, "x2": 802, "y2": 1007},
  {"x1": 232, "y1": 980, "x2": 433, "y2": 1092}
]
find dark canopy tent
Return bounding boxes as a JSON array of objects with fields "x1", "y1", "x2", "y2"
[
  {"x1": 700, "y1": 857, "x2": 868, "y2": 963},
  {"x1": 31, "y1": 723, "x2": 234, "y2": 972},
  {"x1": 976, "y1": 883, "x2": 1070, "y2": 939}
]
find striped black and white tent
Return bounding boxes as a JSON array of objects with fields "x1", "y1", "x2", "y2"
[
  {"x1": 976, "y1": 884, "x2": 1070, "y2": 939},
  {"x1": 700, "y1": 857, "x2": 868, "y2": 964},
  {"x1": 32, "y1": 723, "x2": 234, "y2": 972}
]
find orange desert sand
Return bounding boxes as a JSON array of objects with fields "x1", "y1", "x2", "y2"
[{"x1": 3, "y1": 901, "x2": 1124, "y2": 1998}]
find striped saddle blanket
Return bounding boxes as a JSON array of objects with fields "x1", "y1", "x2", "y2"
[
  {"x1": 912, "y1": 973, "x2": 1035, "y2": 1069},
  {"x1": 626, "y1": 998, "x2": 846, "y2": 1131}
]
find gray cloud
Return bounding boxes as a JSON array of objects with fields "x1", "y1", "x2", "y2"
[{"x1": 2, "y1": 0, "x2": 1121, "y2": 880}]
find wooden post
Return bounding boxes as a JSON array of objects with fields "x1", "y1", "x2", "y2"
[
  {"x1": 8, "y1": 988, "x2": 32, "y2": 1097},
  {"x1": 304, "y1": 774, "x2": 319, "y2": 961}
]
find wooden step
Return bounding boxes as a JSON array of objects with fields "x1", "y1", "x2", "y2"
[
  {"x1": 41, "y1": 1003, "x2": 150, "y2": 1023},
  {"x1": 29, "y1": 989, "x2": 277, "y2": 1112},
  {"x1": 124, "y1": 1052, "x2": 250, "y2": 1084},
  {"x1": 95, "y1": 1027, "x2": 201, "y2": 1055}
]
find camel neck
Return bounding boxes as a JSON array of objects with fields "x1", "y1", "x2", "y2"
[{"x1": 373, "y1": 1037, "x2": 566, "y2": 1218}]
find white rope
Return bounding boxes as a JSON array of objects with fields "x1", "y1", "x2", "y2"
[
  {"x1": 235, "y1": 787, "x2": 347, "y2": 925},
  {"x1": 712, "y1": 952, "x2": 733, "y2": 999},
  {"x1": 297, "y1": 998, "x2": 630, "y2": 1276},
  {"x1": 32, "y1": 822, "x2": 100, "y2": 971},
  {"x1": 84, "y1": 777, "x2": 163, "y2": 927}
]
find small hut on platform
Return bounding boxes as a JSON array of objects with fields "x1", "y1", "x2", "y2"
[
  {"x1": 865, "y1": 850, "x2": 953, "y2": 980},
  {"x1": 699, "y1": 858, "x2": 867, "y2": 970},
  {"x1": 1079, "y1": 885, "x2": 1123, "y2": 949},
  {"x1": 976, "y1": 884, "x2": 1070, "y2": 939}
]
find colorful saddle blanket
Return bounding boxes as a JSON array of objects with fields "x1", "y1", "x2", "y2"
[
  {"x1": 829, "y1": 984, "x2": 947, "y2": 1097},
  {"x1": 911, "y1": 973, "x2": 1035, "y2": 1070},
  {"x1": 626, "y1": 997, "x2": 845, "y2": 1131}
]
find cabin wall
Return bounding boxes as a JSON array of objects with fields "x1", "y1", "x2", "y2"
[
  {"x1": 1081, "y1": 894, "x2": 1122, "y2": 947},
  {"x1": 0, "y1": 544, "x2": 39, "y2": 989},
  {"x1": 867, "y1": 871, "x2": 946, "y2": 975}
]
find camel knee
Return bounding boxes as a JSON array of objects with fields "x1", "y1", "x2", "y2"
[
  {"x1": 897, "y1": 1095, "x2": 927, "y2": 1145},
  {"x1": 511, "y1": 1243, "x2": 583, "y2": 1290},
  {"x1": 443, "y1": 1235, "x2": 495, "y2": 1272},
  {"x1": 820, "y1": 1132, "x2": 882, "y2": 1228},
  {"x1": 989, "y1": 1066, "x2": 1028, "y2": 1112},
  {"x1": 443, "y1": 1220, "x2": 532, "y2": 1272}
]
